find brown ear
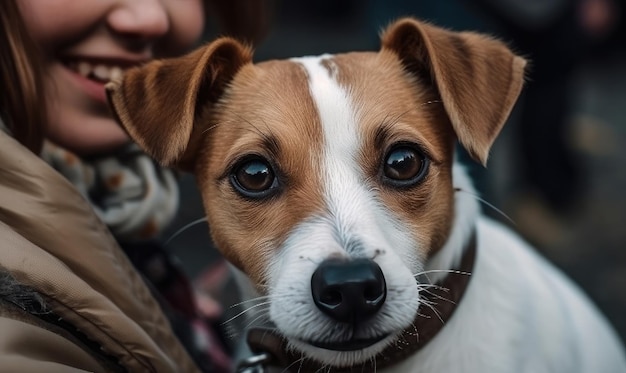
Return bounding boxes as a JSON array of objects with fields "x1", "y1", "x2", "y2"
[
  {"x1": 381, "y1": 18, "x2": 527, "y2": 166},
  {"x1": 106, "y1": 38, "x2": 252, "y2": 169}
]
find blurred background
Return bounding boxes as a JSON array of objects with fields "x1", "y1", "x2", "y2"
[{"x1": 165, "y1": 0, "x2": 626, "y2": 346}]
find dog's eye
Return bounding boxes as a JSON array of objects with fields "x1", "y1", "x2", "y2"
[
  {"x1": 230, "y1": 157, "x2": 278, "y2": 198},
  {"x1": 382, "y1": 146, "x2": 429, "y2": 187}
]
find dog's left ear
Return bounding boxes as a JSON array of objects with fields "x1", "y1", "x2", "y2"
[
  {"x1": 106, "y1": 38, "x2": 252, "y2": 170},
  {"x1": 381, "y1": 18, "x2": 527, "y2": 166}
]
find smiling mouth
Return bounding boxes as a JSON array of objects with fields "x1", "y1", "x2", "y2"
[
  {"x1": 61, "y1": 58, "x2": 145, "y2": 85},
  {"x1": 64, "y1": 60, "x2": 122, "y2": 84},
  {"x1": 305, "y1": 333, "x2": 390, "y2": 352}
]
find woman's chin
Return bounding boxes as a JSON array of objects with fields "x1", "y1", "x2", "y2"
[{"x1": 46, "y1": 116, "x2": 130, "y2": 155}]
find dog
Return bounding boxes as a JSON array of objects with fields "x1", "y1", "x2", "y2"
[{"x1": 107, "y1": 18, "x2": 626, "y2": 373}]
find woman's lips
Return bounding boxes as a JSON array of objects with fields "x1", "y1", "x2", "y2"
[
  {"x1": 62, "y1": 65, "x2": 109, "y2": 103},
  {"x1": 70, "y1": 60, "x2": 124, "y2": 82},
  {"x1": 60, "y1": 57, "x2": 143, "y2": 104}
]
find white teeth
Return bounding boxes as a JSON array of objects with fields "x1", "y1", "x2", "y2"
[
  {"x1": 77, "y1": 62, "x2": 91, "y2": 77},
  {"x1": 92, "y1": 64, "x2": 109, "y2": 80},
  {"x1": 69, "y1": 60, "x2": 126, "y2": 82},
  {"x1": 109, "y1": 66, "x2": 123, "y2": 81}
]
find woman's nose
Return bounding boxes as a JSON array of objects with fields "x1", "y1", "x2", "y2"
[{"x1": 107, "y1": 0, "x2": 170, "y2": 42}]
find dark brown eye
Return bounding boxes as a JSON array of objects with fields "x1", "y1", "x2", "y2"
[
  {"x1": 383, "y1": 146, "x2": 428, "y2": 187},
  {"x1": 231, "y1": 157, "x2": 278, "y2": 198}
]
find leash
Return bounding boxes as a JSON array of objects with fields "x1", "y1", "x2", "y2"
[{"x1": 237, "y1": 233, "x2": 477, "y2": 373}]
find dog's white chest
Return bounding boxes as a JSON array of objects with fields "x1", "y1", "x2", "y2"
[{"x1": 381, "y1": 219, "x2": 626, "y2": 373}]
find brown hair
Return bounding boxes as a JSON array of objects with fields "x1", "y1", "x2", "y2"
[
  {"x1": 0, "y1": 0, "x2": 271, "y2": 154},
  {"x1": 0, "y1": 0, "x2": 46, "y2": 153}
]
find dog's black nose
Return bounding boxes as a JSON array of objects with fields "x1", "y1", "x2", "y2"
[{"x1": 311, "y1": 258, "x2": 386, "y2": 324}]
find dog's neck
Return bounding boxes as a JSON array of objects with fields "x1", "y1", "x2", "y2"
[
  {"x1": 232, "y1": 164, "x2": 482, "y2": 371},
  {"x1": 425, "y1": 163, "x2": 481, "y2": 282}
]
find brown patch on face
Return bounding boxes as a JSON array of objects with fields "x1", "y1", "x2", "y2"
[
  {"x1": 329, "y1": 51, "x2": 457, "y2": 257},
  {"x1": 194, "y1": 61, "x2": 326, "y2": 287}
]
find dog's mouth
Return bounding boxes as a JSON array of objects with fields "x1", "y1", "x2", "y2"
[{"x1": 303, "y1": 333, "x2": 390, "y2": 351}]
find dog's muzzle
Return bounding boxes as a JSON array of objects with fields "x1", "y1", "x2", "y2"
[{"x1": 238, "y1": 233, "x2": 477, "y2": 372}]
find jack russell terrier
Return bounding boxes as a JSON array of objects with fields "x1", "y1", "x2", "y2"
[{"x1": 107, "y1": 18, "x2": 626, "y2": 373}]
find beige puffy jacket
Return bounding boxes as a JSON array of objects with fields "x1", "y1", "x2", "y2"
[{"x1": 0, "y1": 129, "x2": 201, "y2": 372}]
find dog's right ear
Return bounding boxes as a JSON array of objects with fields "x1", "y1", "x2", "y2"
[
  {"x1": 381, "y1": 18, "x2": 526, "y2": 166},
  {"x1": 106, "y1": 38, "x2": 252, "y2": 170}
]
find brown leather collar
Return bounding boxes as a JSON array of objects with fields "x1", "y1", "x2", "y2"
[{"x1": 243, "y1": 233, "x2": 477, "y2": 372}]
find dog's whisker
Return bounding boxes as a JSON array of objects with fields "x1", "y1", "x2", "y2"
[
  {"x1": 223, "y1": 306, "x2": 271, "y2": 328},
  {"x1": 228, "y1": 293, "x2": 290, "y2": 309},
  {"x1": 454, "y1": 187, "x2": 516, "y2": 226},
  {"x1": 228, "y1": 296, "x2": 271, "y2": 309},
  {"x1": 415, "y1": 283, "x2": 449, "y2": 290},
  {"x1": 423, "y1": 273, "x2": 433, "y2": 285},
  {"x1": 416, "y1": 286, "x2": 450, "y2": 295},
  {"x1": 416, "y1": 312, "x2": 431, "y2": 319},
  {"x1": 296, "y1": 352, "x2": 305, "y2": 373},
  {"x1": 412, "y1": 269, "x2": 472, "y2": 277},
  {"x1": 412, "y1": 323, "x2": 420, "y2": 345},
  {"x1": 420, "y1": 301, "x2": 445, "y2": 324},
  {"x1": 418, "y1": 285, "x2": 451, "y2": 296},
  {"x1": 222, "y1": 327, "x2": 238, "y2": 340},
  {"x1": 221, "y1": 301, "x2": 272, "y2": 325},
  {"x1": 281, "y1": 356, "x2": 305, "y2": 373},
  {"x1": 243, "y1": 312, "x2": 271, "y2": 330},
  {"x1": 281, "y1": 355, "x2": 304, "y2": 373},
  {"x1": 420, "y1": 298, "x2": 439, "y2": 306},
  {"x1": 393, "y1": 283, "x2": 443, "y2": 290},
  {"x1": 164, "y1": 217, "x2": 208, "y2": 246},
  {"x1": 419, "y1": 288, "x2": 455, "y2": 305},
  {"x1": 298, "y1": 352, "x2": 308, "y2": 373}
]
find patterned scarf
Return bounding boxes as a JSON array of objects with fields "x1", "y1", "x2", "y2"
[{"x1": 40, "y1": 141, "x2": 179, "y2": 242}]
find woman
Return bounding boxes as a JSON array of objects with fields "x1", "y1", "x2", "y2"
[{"x1": 0, "y1": 0, "x2": 269, "y2": 371}]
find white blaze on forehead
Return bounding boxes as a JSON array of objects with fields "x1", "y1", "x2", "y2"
[
  {"x1": 291, "y1": 55, "x2": 357, "y2": 156},
  {"x1": 292, "y1": 55, "x2": 367, "y2": 249},
  {"x1": 290, "y1": 55, "x2": 417, "y2": 263}
]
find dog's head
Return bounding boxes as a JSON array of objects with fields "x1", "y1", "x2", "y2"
[{"x1": 107, "y1": 18, "x2": 525, "y2": 367}]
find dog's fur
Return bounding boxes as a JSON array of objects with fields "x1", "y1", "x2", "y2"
[{"x1": 107, "y1": 18, "x2": 626, "y2": 372}]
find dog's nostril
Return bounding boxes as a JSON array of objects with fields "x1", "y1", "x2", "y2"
[
  {"x1": 320, "y1": 288, "x2": 343, "y2": 307},
  {"x1": 311, "y1": 258, "x2": 386, "y2": 324},
  {"x1": 364, "y1": 284, "x2": 384, "y2": 302}
]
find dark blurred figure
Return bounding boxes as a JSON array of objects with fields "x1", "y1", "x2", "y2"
[{"x1": 470, "y1": 0, "x2": 623, "y2": 212}]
